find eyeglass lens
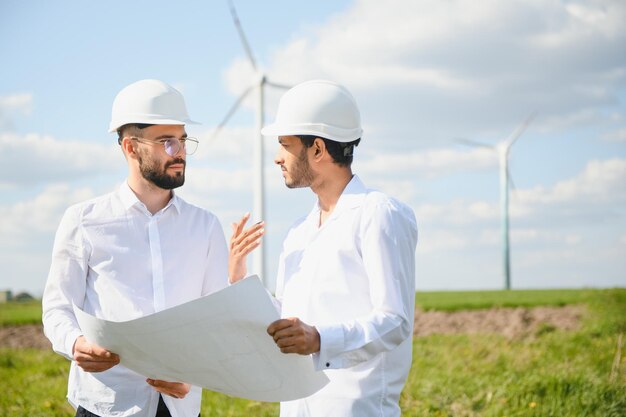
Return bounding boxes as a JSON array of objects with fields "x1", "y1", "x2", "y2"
[{"x1": 164, "y1": 138, "x2": 198, "y2": 156}]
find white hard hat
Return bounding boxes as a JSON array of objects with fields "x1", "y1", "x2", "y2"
[
  {"x1": 261, "y1": 80, "x2": 362, "y2": 143},
  {"x1": 108, "y1": 79, "x2": 199, "y2": 133}
]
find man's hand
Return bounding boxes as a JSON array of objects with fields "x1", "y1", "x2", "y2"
[
  {"x1": 267, "y1": 317, "x2": 320, "y2": 355},
  {"x1": 146, "y1": 379, "x2": 191, "y2": 399},
  {"x1": 229, "y1": 212, "x2": 265, "y2": 283},
  {"x1": 72, "y1": 335, "x2": 120, "y2": 372}
]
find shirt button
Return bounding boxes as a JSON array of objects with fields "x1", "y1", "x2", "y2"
[{"x1": 325, "y1": 362, "x2": 330, "y2": 368}]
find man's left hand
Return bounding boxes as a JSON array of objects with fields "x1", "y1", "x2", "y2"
[
  {"x1": 267, "y1": 317, "x2": 320, "y2": 355},
  {"x1": 228, "y1": 212, "x2": 265, "y2": 284},
  {"x1": 146, "y1": 379, "x2": 191, "y2": 399}
]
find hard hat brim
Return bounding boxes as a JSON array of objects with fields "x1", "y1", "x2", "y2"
[
  {"x1": 108, "y1": 118, "x2": 200, "y2": 133},
  {"x1": 261, "y1": 122, "x2": 362, "y2": 143}
]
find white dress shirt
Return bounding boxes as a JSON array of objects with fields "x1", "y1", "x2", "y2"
[
  {"x1": 42, "y1": 181, "x2": 228, "y2": 417},
  {"x1": 275, "y1": 175, "x2": 418, "y2": 417}
]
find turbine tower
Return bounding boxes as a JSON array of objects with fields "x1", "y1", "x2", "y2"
[
  {"x1": 211, "y1": 1, "x2": 291, "y2": 286},
  {"x1": 457, "y1": 113, "x2": 536, "y2": 290}
]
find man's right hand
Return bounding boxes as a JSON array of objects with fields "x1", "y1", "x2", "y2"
[{"x1": 72, "y1": 335, "x2": 120, "y2": 372}]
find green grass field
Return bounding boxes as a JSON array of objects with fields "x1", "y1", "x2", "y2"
[
  {"x1": 1, "y1": 288, "x2": 624, "y2": 416},
  {"x1": 0, "y1": 299, "x2": 42, "y2": 326}
]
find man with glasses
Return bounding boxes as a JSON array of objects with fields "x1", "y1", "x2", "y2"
[{"x1": 42, "y1": 79, "x2": 262, "y2": 417}]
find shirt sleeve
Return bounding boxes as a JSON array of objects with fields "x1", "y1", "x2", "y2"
[
  {"x1": 313, "y1": 199, "x2": 418, "y2": 370},
  {"x1": 201, "y1": 215, "x2": 230, "y2": 296},
  {"x1": 42, "y1": 205, "x2": 91, "y2": 360}
]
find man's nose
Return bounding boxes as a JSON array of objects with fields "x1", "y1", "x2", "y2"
[{"x1": 274, "y1": 150, "x2": 283, "y2": 165}]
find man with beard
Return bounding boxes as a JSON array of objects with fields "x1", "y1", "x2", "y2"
[
  {"x1": 258, "y1": 80, "x2": 417, "y2": 416},
  {"x1": 42, "y1": 79, "x2": 262, "y2": 417}
]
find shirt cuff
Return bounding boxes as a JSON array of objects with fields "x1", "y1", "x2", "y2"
[
  {"x1": 64, "y1": 330, "x2": 83, "y2": 360},
  {"x1": 313, "y1": 323, "x2": 345, "y2": 371}
]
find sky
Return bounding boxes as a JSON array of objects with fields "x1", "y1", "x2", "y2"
[{"x1": 1, "y1": 0, "x2": 625, "y2": 296}]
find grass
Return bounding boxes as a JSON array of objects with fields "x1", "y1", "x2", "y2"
[
  {"x1": 0, "y1": 300, "x2": 42, "y2": 326},
  {"x1": 1, "y1": 288, "x2": 624, "y2": 416},
  {"x1": 403, "y1": 288, "x2": 626, "y2": 417},
  {"x1": 415, "y1": 288, "x2": 595, "y2": 312},
  {"x1": 0, "y1": 348, "x2": 74, "y2": 416},
  {"x1": 0, "y1": 288, "x2": 598, "y2": 327}
]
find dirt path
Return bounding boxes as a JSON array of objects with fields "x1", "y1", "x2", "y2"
[
  {"x1": 0, "y1": 324, "x2": 52, "y2": 349},
  {"x1": 414, "y1": 304, "x2": 585, "y2": 338},
  {"x1": 0, "y1": 305, "x2": 585, "y2": 349}
]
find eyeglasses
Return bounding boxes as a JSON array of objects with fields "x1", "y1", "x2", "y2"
[{"x1": 129, "y1": 136, "x2": 199, "y2": 156}]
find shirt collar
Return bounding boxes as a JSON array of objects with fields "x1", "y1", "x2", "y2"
[
  {"x1": 337, "y1": 175, "x2": 368, "y2": 209},
  {"x1": 308, "y1": 175, "x2": 368, "y2": 223},
  {"x1": 119, "y1": 181, "x2": 181, "y2": 214}
]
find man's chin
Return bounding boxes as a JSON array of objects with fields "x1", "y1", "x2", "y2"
[
  {"x1": 153, "y1": 176, "x2": 185, "y2": 190},
  {"x1": 285, "y1": 181, "x2": 306, "y2": 189}
]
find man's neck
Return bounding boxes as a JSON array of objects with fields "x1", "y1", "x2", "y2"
[
  {"x1": 127, "y1": 175, "x2": 172, "y2": 214},
  {"x1": 312, "y1": 170, "x2": 353, "y2": 226}
]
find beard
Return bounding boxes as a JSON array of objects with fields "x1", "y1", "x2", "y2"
[
  {"x1": 138, "y1": 153, "x2": 186, "y2": 190},
  {"x1": 284, "y1": 147, "x2": 315, "y2": 188}
]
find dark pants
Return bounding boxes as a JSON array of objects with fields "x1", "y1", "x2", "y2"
[{"x1": 75, "y1": 395, "x2": 177, "y2": 417}]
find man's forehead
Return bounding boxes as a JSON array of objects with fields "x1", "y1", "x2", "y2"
[
  {"x1": 278, "y1": 135, "x2": 300, "y2": 143},
  {"x1": 144, "y1": 124, "x2": 187, "y2": 137}
]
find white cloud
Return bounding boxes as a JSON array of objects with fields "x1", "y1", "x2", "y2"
[
  {"x1": 225, "y1": 0, "x2": 626, "y2": 142},
  {"x1": 0, "y1": 93, "x2": 33, "y2": 130},
  {"x1": 193, "y1": 126, "x2": 254, "y2": 158},
  {"x1": 0, "y1": 183, "x2": 95, "y2": 245},
  {"x1": 417, "y1": 230, "x2": 469, "y2": 253},
  {"x1": 603, "y1": 127, "x2": 626, "y2": 142},
  {"x1": 414, "y1": 199, "x2": 497, "y2": 225},
  {"x1": 516, "y1": 158, "x2": 626, "y2": 205},
  {"x1": 477, "y1": 228, "x2": 582, "y2": 246},
  {"x1": 184, "y1": 166, "x2": 251, "y2": 196},
  {"x1": 0, "y1": 93, "x2": 32, "y2": 113},
  {"x1": 356, "y1": 146, "x2": 497, "y2": 181},
  {"x1": 0, "y1": 132, "x2": 124, "y2": 186},
  {"x1": 413, "y1": 157, "x2": 626, "y2": 226}
]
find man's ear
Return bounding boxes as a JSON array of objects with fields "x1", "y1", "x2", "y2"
[
  {"x1": 121, "y1": 137, "x2": 138, "y2": 159},
  {"x1": 313, "y1": 138, "x2": 325, "y2": 160}
]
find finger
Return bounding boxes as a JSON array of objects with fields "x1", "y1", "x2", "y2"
[
  {"x1": 267, "y1": 319, "x2": 295, "y2": 336},
  {"x1": 278, "y1": 345, "x2": 301, "y2": 354},
  {"x1": 233, "y1": 229, "x2": 265, "y2": 253},
  {"x1": 269, "y1": 335, "x2": 303, "y2": 354},
  {"x1": 74, "y1": 351, "x2": 120, "y2": 363},
  {"x1": 77, "y1": 359, "x2": 119, "y2": 372},
  {"x1": 147, "y1": 380, "x2": 189, "y2": 399},
  {"x1": 229, "y1": 213, "x2": 250, "y2": 243},
  {"x1": 275, "y1": 334, "x2": 301, "y2": 348},
  {"x1": 78, "y1": 342, "x2": 118, "y2": 360},
  {"x1": 236, "y1": 238, "x2": 262, "y2": 257},
  {"x1": 272, "y1": 327, "x2": 302, "y2": 343},
  {"x1": 235, "y1": 212, "x2": 250, "y2": 237},
  {"x1": 232, "y1": 223, "x2": 264, "y2": 247}
]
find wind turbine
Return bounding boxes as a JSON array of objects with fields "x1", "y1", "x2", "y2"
[
  {"x1": 457, "y1": 113, "x2": 536, "y2": 290},
  {"x1": 211, "y1": 0, "x2": 291, "y2": 286}
]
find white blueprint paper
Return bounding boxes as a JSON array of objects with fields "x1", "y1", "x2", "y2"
[{"x1": 73, "y1": 276, "x2": 329, "y2": 402}]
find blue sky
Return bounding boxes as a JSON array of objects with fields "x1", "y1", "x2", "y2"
[{"x1": 1, "y1": 0, "x2": 625, "y2": 295}]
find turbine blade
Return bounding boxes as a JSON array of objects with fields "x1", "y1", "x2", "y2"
[
  {"x1": 228, "y1": 0, "x2": 258, "y2": 71},
  {"x1": 265, "y1": 79, "x2": 292, "y2": 90},
  {"x1": 454, "y1": 137, "x2": 494, "y2": 149},
  {"x1": 506, "y1": 111, "x2": 537, "y2": 148},
  {"x1": 208, "y1": 85, "x2": 255, "y2": 143}
]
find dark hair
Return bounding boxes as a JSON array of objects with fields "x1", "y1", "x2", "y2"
[
  {"x1": 297, "y1": 135, "x2": 361, "y2": 168},
  {"x1": 117, "y1": 123, "x2": 155, "y2": 145}
]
